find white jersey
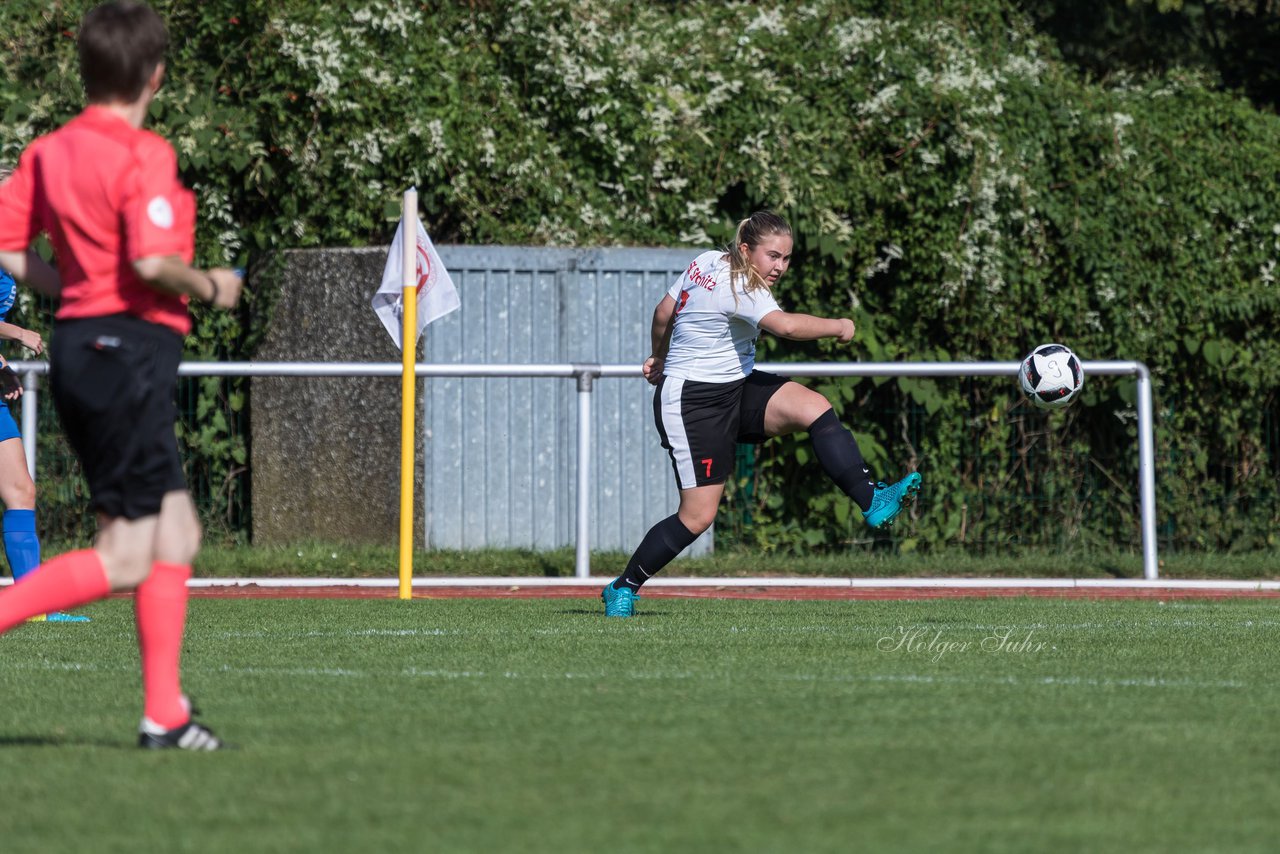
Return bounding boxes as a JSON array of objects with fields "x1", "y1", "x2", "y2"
[{"x1": 662, "y1": 250, "x2": 782, "y2": 383}]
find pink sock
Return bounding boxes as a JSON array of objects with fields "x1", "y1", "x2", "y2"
[
  {"x1": 135, "y1": 562, "x2": 192, "y2": 728},
  {"x1": 0, "y1": 550, "x2": 110, "y2": 633}
]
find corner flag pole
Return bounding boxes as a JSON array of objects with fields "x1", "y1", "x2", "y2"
[{"x1": 398, "y1": 188, "x2": 418, "y2": 600}]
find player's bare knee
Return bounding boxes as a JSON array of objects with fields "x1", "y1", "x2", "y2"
[
  {"x1": 679, "y1": 509, "x2": 716, "y2": 535},
  {"x1": 157, "y1": 525, "x2": 201, "y2": 566},
  {"x1": 175, "y1": 530, "x2": 201, "y2": 567},
  {"x1": 4, "y1": 478, "x2": 36, "y2": 509},
  {"x1": 184, "y1": 516, "x2": 203, "y2": 559},
  {"x1": 154, "y1": 492, "x2": 202, "y2": 564},
  {"x1": 768, "y1": 385, "x2": 834, "y2": 435},
  {"x1": 804, "y1": 393, "x2": 834, "y2": 423},
  {"x1": 101, "y1": 551, "x2": 154, "y2": 591}
]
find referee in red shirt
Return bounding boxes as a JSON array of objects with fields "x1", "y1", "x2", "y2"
[{"x1": 0, "y1": 1, "x2": 241, "y2": 750}]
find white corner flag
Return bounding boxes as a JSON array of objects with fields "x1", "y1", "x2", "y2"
[{"x1": 371, "y1": 218, "x2": 460, "y2": 349}]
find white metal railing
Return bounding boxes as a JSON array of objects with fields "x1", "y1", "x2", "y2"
[{"x1": 10, "y1": 359, "x2": 1159, "y2": 580}]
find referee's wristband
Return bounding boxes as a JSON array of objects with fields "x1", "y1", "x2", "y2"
[{"x1": 204, "y1": 273, "x2": 220, "y2": 306}]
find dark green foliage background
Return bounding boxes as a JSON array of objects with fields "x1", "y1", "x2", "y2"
[
  {"x1": 1018, "y1": 0, "x2": 1280, "y2": 111},
  {"x1": 1, "y1": 0, "x2": 1277, "y2": 554}
]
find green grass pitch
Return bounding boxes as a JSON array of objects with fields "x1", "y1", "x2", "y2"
[{"x1": 1, "y1": 595, "x2": 1276, "y2": 852}]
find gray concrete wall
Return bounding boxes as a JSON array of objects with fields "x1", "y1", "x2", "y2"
[{"x1": 252, "y1": 247, "x2": 421, "y2": 545}]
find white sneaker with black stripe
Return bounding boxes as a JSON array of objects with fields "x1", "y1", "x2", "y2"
[{"x1": 138, "y1": 716, "x2": 226, "y2": 751}]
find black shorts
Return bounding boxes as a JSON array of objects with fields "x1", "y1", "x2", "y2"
[
  {"x1": 50, "y1": 314, "x2": 187, "y2": 520},
  {"x1": 653, "y1": 370, "x2": 789, "y2": 489}
]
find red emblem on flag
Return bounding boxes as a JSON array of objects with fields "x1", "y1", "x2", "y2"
[{"x1": 415, "y1": 243, "x2": 432, "y2": 295}]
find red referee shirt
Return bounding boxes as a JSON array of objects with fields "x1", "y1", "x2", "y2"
[{"x1": 0, "y1": 105, "x2": 196, "y2": 335}]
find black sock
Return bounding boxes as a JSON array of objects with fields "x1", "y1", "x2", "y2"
[
  {"x1": 615, "y1": 515, "x2": 699, "y2": 590},
  {"x1": 807, "y1": 409, "x2": 876, "y2": 512}
]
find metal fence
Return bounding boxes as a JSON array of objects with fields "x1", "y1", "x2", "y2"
[
  {"x1": 252, "y1": 244, "x2": 708, "y2": 554},
  {"x1": 11, "y1": 358, "x2": 1160, "y2": 580},
  {"x1": 419, "y1": 246, "x2": 699, "y2": 554}
]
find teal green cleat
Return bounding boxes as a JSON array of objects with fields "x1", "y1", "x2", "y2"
[
  {"x1": 864, "y1": 472, "x2": 922, "y2": 529},
  {"x1": 601, "y1": 580, "x2": 638, "y2": 618}
]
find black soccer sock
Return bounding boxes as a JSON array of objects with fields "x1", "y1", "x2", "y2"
[
  {"x1": 614, "y1": 515, "x2": 699, "y2": 590},
  {"x1": 807, "y1": 409, "x2": 876, "y2": 512}
]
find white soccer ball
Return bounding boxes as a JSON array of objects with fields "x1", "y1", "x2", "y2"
[{"x1": 1018, "y1": 343, "x2": 1084, "y2": 409}]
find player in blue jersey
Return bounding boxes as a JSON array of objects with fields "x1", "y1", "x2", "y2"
[
  {"x1": 603, "y1": 210, "x2": 922, "y2": 617},
  {"x1": 0, "y1": 231, "x2": 89, "y2": 622}
]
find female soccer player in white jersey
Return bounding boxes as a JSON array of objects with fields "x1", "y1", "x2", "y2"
[{"x1": 603, "y1": 211, "x2": 921, "y2": 617}]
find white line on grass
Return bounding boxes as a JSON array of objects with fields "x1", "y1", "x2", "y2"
[
  {"x1": 845, "y1": 673, "x2": 1247, "y2": 690},
  {"x1": 0, "y1": 660, "x2": 1247, "y2": 691},
  {"x1": 11, "y1": 576, "x2": 1253, "y2": 591},
  {"x1": 212, "y1": 627, "x2": 456, "y2": 639},
  {"x1": 215, "y1": 664, "x2": 369, "y2": 678}
]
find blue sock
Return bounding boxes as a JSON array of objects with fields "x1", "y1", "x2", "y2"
[{"x1": 3, "y1": 509, "x2": 41, "y2": 582}]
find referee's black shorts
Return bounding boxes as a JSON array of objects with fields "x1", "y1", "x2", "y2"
[
  {"x1": 653, "y1": 370, "x2": 788, "y2": 490},
  {"x1": 50, "y1": 313, "x2": 187, "y2": 520}
]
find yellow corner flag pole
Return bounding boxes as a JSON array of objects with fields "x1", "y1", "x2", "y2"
[{"x1": 398, "y1": 188, "x2": 418, "y2": 600}]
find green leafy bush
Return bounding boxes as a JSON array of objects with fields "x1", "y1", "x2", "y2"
[{"x1": 1, "y1": 0, "x2": 1276, "y2": 553}]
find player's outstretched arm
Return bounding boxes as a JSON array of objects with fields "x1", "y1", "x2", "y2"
[
  {"x1": 759, "y1": 310, "x2": 855, "y2": 343},
  {"x1": 0, "y1": 250, "x2": 62, "y2": 298},
  {"x1": 133, "y1": 255, "x2": 243, "y2": 309},
  {"x1": 0, "y1": 321, "x2": 43, "y2": 355}
]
